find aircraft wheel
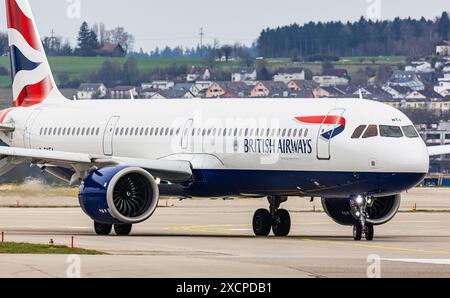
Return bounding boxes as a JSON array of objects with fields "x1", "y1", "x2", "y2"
[
  {"x1": 272, "y1": 209, "x2": 291, "y2": 237},
  {"x1": 365, "y1": 223, "x2": 374, "y2": 241},
  {"x1": 353, "y1": 223, "x2": 362, "y2": 241},
  {"x1": 114, "y1": 224, "x2": 133, "y2": 236},
  {"x1": 253, "y1": 209, "x2": 272, "y2": 236},
  {"x1": 94, "y1": 221, "x2": 112, "y2": 235}
]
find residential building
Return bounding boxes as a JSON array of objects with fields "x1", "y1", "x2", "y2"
[
  {"x1": 387, "y1": 71, "x2": 425, "y2": 91},
  {"x1": 186, "y1": 67, "x2": 211, "y2": 82},
  {"x1": 142, "y1": 81, "x2": 175, "y2": 90},
  {"x1": 110, "y1": 86, "x2": 138, "y2": 99},
  {"x1": 151, "y1": 88, "x2": 195, "y2": 99},
  {"x1": 405, "y1": 61, "x2": 433, "y2": 72},
  {"x1": 435, "y1": 77, "x2": 450, "y2": 96},
  {"x1": 436, "y1": 41, "x2": 450, "y2": 57},
  {"x1": 76, "y1": 83, "x2": 107, "y2": 99},
  {"x1": 205, "y1": 82, "x2": 251, "y2": 98},
  {"x1": 250, "y1": 81, "x2": 290, "y2": 98},
  {"x1": 273, "y1": 67, "x2": 305, "y2": 83},
  {"x1": 313, "y1": 69, "x2": 349, "y2": 87},
  {"x1": 231, "y1": 67, "x2": 257, "y2": 82},
  {"x1": 382, "y1": 85, "x2": 412, "y2": 99},
  {"x1": 94, "y1": 43, "x2": 126, "y2": 57}
]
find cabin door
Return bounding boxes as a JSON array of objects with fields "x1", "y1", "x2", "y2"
[
  {"x1": 316, "y1": 108, "x2": 345, "y2": 160},
  {"x1": 103, "y1": 116, "x2": 120, "y2": 156}
]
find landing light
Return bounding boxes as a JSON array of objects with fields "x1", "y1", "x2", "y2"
[{"x1": 356, "y1": 196, "x2": 364, "y2": 205}]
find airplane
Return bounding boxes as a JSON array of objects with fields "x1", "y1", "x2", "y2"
[{"x1": 0, "y1": 0, "x2": 449, "y2": 241}]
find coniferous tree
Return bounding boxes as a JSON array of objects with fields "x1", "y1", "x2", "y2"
[
  {"x1": 438, "y1": 12, "x2": 450, "y2": 40},
  {"x1": 76, "y1": 21, "x2": 99, "y2": 56}
]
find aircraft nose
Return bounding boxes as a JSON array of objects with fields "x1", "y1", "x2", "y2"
[{"x1": 405, "y1": 142, "x2": 430, "y2": 174}]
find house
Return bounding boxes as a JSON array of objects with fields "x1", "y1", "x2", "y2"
[
  {"x1": 194, "y1": 81, "x2": 213, "y2": 93},
  {"x1": 287, "y1": 80, "x2": 326, "y2": 98},
  {"x1": 142, "y1": 81, "x2": 175, "y2": 90},
  {"x1": 231, "y1": 67, "x2": 257, "y2": 82},
  {"x1": 273, "y1": 67, "x2": 305, "y2": 83},
  {"x1": 186, "y1": 67, "x2": 211, "y2": 82},
  {"x1": 313, "y1": 69, "x2": 349, "y2": 87},
  {"x1": 405, "y1": 61, "x2": 433, "y2": 73},
  {"x1": 435, "y1": 77, "x2": 450, "y2": 96},
  {"x1": 76, "y1": 83, "x2": 107, "y2": 99},
  {"x1": 337, "y1": 85, "x2": 393, "y2": 101},
  {"x1": 387, "y1": 71, "x2": 425, "y2": 91},
  {"x1": 173, "y1": 83, "x2": 199, "y2": 97},
  {"x1": 382, "y1": 85, "x2": 413, "y2": 99},
  {"x1": 205, "y1": 82, "x2": 251, "y2": 98},
  {"x1": 110, "y1": 86, "x2": 138, "y2": 99},
  {"x1": 151, "y1": 87, "x2": 195, "y2": 99},
  {"x1": 94, "y1": 43, "x2": 126, "y2": 57},
  {"x1": 250, "y1": 81, "x2": 290, "y2": 98},
  {"x1": 436, "y1": 41, "x2": 450, "y2": 57},
  {"x1": 287, "y1": 80, "x2": 318, "y2": 91},
  {"x1": 139, "y1": 88, "x2": 159, "y2": 99}
]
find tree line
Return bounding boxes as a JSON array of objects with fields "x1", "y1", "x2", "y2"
[{"x1": 257, "y1": 12, "x2": 450, "y2": 58}]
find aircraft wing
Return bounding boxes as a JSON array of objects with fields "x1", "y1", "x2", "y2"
[
  {"x1": 428, "y1": 145, "x2": 450, "y2": 157},
  {"x1": 0, "y1": 146, "x2": 192, "y2": 182}
]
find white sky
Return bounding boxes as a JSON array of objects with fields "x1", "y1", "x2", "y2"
[{"x1": 0, "y1": 0, "x2": 448, "y2": 52}]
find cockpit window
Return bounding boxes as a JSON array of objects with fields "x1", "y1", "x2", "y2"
[
  {"x1": 379, "y1": 125, "x2": 403, "y2": 138},
  {"x1": 351, "y1": 125, "x2": 367, "y2": 139},
  {"x1": 402, "y1": 125, "x2": 419, "y2": 138},
  {"x1": 362, "y1": 125, "x2": 378, "y2": 138}
]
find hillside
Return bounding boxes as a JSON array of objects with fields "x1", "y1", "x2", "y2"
[{"x1": 0, "y1": 55, "x2": 406, "y2": 89}]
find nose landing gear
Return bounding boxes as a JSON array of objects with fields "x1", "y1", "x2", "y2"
[
  {"x1": 352, "y1": 196, "x2": 374, "y2": 241},
  {"x1": 252, "y1": 196, "x2": 291, "y2": 237}
]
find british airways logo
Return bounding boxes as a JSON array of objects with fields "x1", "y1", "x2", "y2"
[
  {"x1": 296, "y1": 115, "x2": 346, "y2": 140},
  {"x1": 6, "y1": 0, "x2": 53, "y2": 107}
]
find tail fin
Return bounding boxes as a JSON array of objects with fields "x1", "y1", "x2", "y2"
[{"x1": 6, "y1": 0, "x2": 66, "y2": 107}]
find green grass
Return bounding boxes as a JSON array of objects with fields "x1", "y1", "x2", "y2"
[
  {"x1": 0, "y1": 55, "x2": 406, "y2": 88},
  {"x1": 0, "y1": 242, "x2": 105, "y2": 255}
]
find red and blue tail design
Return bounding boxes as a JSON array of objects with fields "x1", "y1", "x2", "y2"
[
  {"x1": 296, "y1": 115, "x2": 346, "y2": 139},
  {"x1": 6, "y1": 0, "x2": 65, "y2": 107}
]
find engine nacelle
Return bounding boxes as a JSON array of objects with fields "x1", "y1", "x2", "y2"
[
  {"x1": 79, "y1": 166, "x2": 159, "y2": 224},
  {"x1": 321, "y1": 194, "x2": 401, "y2": 226}
]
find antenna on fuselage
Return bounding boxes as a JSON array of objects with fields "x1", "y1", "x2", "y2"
[
  {"x1": 358, "y1": 88, "x2": 364, "y2": 100},
  {"x1": 130, "y1": 91, "x2": 135, "y2": 100}
]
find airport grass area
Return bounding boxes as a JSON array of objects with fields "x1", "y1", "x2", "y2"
[
  {"x1": 0, "y1": 242, "x2": 105, "y2": 255},
  {"x1": 0, "y1": 55, "x2": 406, "y2": 88}
]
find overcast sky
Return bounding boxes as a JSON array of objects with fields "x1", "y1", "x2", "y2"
[{"x1": 0, "y1": 0, "x2": 448, "y2": 52}]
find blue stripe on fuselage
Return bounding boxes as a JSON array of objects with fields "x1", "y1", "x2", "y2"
[{"x1": 181, "y1": 169, "x2": 426, "y2": 198}]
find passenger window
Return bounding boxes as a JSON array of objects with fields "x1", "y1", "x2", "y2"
[
  {"x1": 351, "y1": 125, "x2": 367, "y2": 139},
  {"x1": 362, "y1": 125, "x2": 378, "y2": 138},
  {"x1": 402, "y1": 126, "x2": 419, "y2": 138},
  {"x1": 379, "y1": 125, "x2": 403, "y2": 138}
]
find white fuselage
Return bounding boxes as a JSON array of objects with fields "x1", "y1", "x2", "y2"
[{"x1": 1, "y1": 97, "x2": 430, "y2": 197}]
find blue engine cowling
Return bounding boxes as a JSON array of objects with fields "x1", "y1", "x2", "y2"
[
  {"x1": 321, "y1": 194, "x2": 401, "y2": 226},
  {"x1": 79, "y1": 166, "x2": 159, "y2": 224}
]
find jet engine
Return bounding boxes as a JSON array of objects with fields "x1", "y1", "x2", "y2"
[
  {"x1": 321, "y1": 194, "x2": 401, "y2": 226},
  {"x1": 79, "y1": 166, "x2": 159, "y2": 224}
]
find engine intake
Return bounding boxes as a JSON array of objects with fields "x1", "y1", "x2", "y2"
[
  {"x1": 321, "y1": 194, "x2": 401, "y2": 226},
  {"x1": 79, "y1": 166, "x2": 159, "y2": 224}
]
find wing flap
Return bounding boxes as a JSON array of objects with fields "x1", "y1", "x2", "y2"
[{"x1": 0, "y1": 146, "x2": 192, "y2": 182}]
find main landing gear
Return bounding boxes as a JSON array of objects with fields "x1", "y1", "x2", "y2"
[
  {"x1": 352, "y1": 196, "x2": 374, "y2": 241},
  {"x1": 253, "y1": 196, "x2": 291, "y2": 237},
  {"x1": 94, "y1": 221, "x2": 133, "y2": 236}
]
